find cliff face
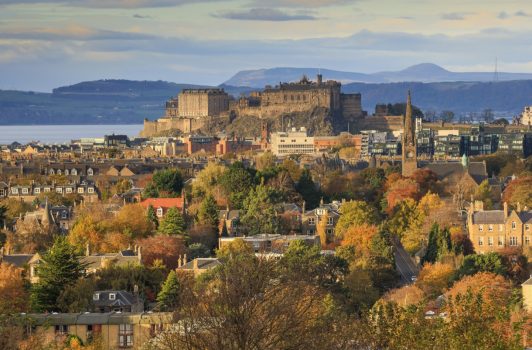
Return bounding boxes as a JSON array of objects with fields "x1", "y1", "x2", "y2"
[{"x1": 199, "y1": 107, "x2": 341, "y2": 137}]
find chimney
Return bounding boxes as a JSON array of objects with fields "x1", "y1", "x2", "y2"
[
  {"x1": 302, "y1": 201, "x2": 306, "y2": 214},
  {"x1": 183, "y1": 254, "x2": 187, "y2": 264},
  {"x1": 193, "y1": 258, "x2": 198, "y2": 270},
  {"x1": 85, "y1": 243, "x2": 90, "y2": 256},
  {"x1": 503, "y1": 202, "x2": 508, "y2": 218},
  {"x1": 137, "y1": 246, "x2": 142, "y2": 263},
  {"x1": 177, "y1": 255, "x2": 182, "y2": 268}
]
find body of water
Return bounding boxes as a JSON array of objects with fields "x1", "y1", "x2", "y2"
[{"x1": 0, "y1": 124, "x2": 144, "y2": 144}]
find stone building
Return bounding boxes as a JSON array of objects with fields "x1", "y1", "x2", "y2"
[
  {"x1": 270, "y1": 128, "x2": 315, "y2": 156},
  {"x1": 467, "y1": 201, "x2": 531, "y2": 254},
  {"x1": 402, "y1": 91, "x2": 418, "y2": 177},
  {"x1": 520, "y1": 106, "x2": 532, "y2": 126}
]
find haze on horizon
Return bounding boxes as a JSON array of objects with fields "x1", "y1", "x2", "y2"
[{"x1": 1, "y1": 0, "x2": 532, "y2": 92}]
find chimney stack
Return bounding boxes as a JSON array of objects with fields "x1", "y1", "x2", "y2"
[
  {"x1": 503, "y1": 202, "x2": 508, "y2": 218},
  {"x1": 86, "y1": 243, "x2": 90, "y2": 256},
  {"x1": 137, "y1": 246, "x2": 142, "y2": 263}
]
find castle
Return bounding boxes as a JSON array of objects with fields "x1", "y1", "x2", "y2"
[{"x1": 140, "y1": 75, "x2": 363, "y2": 137}]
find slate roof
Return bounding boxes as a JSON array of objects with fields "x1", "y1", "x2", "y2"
[
  {"x1": 424, "y1": 162, "x2": 488, "y2": 185},
  {"x1": 92, "y1": 290, "x2": 140, "y2": 308},
  {"x1": 179, "y1": 258, "x2": 222, "y2": 271},
  {"x1": 472, "y1": 210, "x2": 505, "y2": 224},
  {"x1": 519, "y1": 211, "x2": 532, "y2": 224},
  {"x1": 1, "y1": 254, "x2": 34, "y2": 267},
  {"x1": 219, "y1": 209, "x2": 240, "y2": 220}
]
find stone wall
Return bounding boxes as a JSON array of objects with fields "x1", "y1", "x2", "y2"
[{"x1": 178, "y1": 89, "x2": 230, "y2": 118}]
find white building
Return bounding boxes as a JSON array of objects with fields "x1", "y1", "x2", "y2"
[
  {"x1": 270, "y1": 128, "x2": 315, "y2": 156},
  {"x1": 520, "y1": 106, "x2": 532, "y2": 126}
]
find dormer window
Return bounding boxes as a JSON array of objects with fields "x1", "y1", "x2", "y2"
[
  {"x1": 93, "y1": 293, "x2": 100, "y2": 301},
  {"x1": 34, "y1": 188, "x2": 40, "y2": 194},
  {"x1": 65, "y1": 169, "x2": 69, "y2": 176},
  {"x1": 87, "y1": 168, "x2": 94, "y2": 176},
  {"x1": 308, "y1": 217, "x2": 315, "y2": 226},
  {"x1": 88, "y1": 187, "x2": 94, "y2": 194},
  {"x1": 109, "y1": 293, "x2": 116, "y2": 300},
  {"x1": 78, "y1": 187, "x2": 84, "y2": 194},
  {"x1": 22, "y1": 188, "x2": 28, "y2": 194},
  {"x1": 57, "y1": 169, "x2": 62, "y2": 175},
  {"x1": 56, "y1": 187, "x2": 63, "y2": 193},
  {"x1": 49, "y1": 169, "x2": 55, "y2": 175},
  {"x1": 156, "y1": 208, "x2": 163, "y2": 217},
  {"x1": 11, "y1": 188, "x2": 18, "y2": 194},
  {"x1": 66, "y1": 187, "x2": 72, "y2": 193}
]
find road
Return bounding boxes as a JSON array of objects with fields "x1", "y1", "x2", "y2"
[{"x1": 392, "y1": 237, "x2": 420, "y2": 284}]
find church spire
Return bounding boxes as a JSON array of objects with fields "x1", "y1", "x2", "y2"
[
  {"x1": 404, "y1": 90, "x2": 415, "y2": 146},
  {"x1": 401, "y1": 90, "x2": 418, "y2": 177}
]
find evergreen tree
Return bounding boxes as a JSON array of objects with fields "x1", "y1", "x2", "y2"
[
  {"x1": 156, "y1": 270, "x2": 181, "y2": 311},
  {"x1": 219, "y1": 162, "x2": 255, "y2": 209},
  {"x1": 423, "y1": 223, "x2": 440, "y2": 264},
  {"x1": 158, "y1": 208, "x2": 185, "y2": 236},
  {"x1": 240, "y1": 184, "x2": 281, "y2": 236},
  {"x1": 30, "y1": 236, "x2": 87, "y2": 312},
  {"x1": 197, "y1": 195, "x2": 219, "y2": 228},
  {"x1": 147, "y1": 204, "x2": 159, "y2": 230},
  {"x1": 296, "y1": 169, "x2": 320, "y2": 209},
  {"x1": 142, "y1": 182, "x2": 159, "y2": 199},
  {"x1": 152, "y1": 168, "x2": 184, "y2": 196}
]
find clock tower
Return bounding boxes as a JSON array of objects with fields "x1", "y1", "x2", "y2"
[{"x1": 402, "y1": 91, "x2": 418, "y2": 177}]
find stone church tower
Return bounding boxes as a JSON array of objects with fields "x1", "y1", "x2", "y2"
[{"x1": 402, "y1": 91, "x2": 418, "y2": 177}]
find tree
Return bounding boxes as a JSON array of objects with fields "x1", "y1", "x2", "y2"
[
  {"x1": 56, "y1": 277, "x2": 96, "y2": 313},
  {"x1": 147, "y1": 204, "x2": 158, "y2": 230},
  {"x1": 255, "y1": 151, "x2": 276, "y2": 171},
  {"x1": 0, "y1": 204, "x2": 6, "y2": 228},
  {"x1": 502, "y1": 176, "x2": 532, "y2": 208},
  {"x1": 341, "y1": 224, "x2": 379, "y2": 258},
  {"x1": 142, "y1": 182, "x2": 159, "y2": 199},
  {"x1": 216, "y1": 238, "x2": 253, "y2": 260},
  {"x1": 0, "y1": 263, "x2": 28, "y2": 313},
  {"x1": 422, "y1": 223, "x2": 451, "y2": 264},
  {"x1": 156, "y1": 270, "x2": 181, "y2": 311},
  {"x1": 136, "y1": 235, "x2": 186, "y2": 269},
  {"x1": 113, "y1": 204, "x2": 154, "y2": 239},
  {"x1": 385, "y1": 178, "x2": 420, "y2": 212},
  {"x1": 187, "y1": 243, "x2": 211, "y2": 260},
  {"x1": 192, "y1": 162, "x2": 227, "y2": 200},
  {"x1": 197, "y1": 194, "x2": 219, "y2": 228},
  {"x1": 335, "y1": 200, "x2": 378, "y2": 240},
  {"x1": 30, "y1": 237, "x2": 86, "y2": 312},
  {"x1": 445, "y1": 272, "x2": 513, "y2": 310},
  {"x1": 474, "y1": 179, "x2": 493, "y2": 209},
  {"x1": 440, "y1": 110, "x2": 455, "y2": 123},
  {"x1": 296, "y1": 169, "x2": 320, "y2": 209},
  {"x1": 152, "y1": 168, "x2": 184, "y2": 197},
  {"x1": 456, "y1": 252, "x2": 506, "y2": 278},
  {"x1": 410, "y1": 169, "x2": 440, "y2": 195},
  {"x1": 316, "y1": 212, "x2": 329, "y2": 249},
  {"x1": 158, "y1": 208, "x2": 185, "y2": 236},
  {"x1": 240, "y1": 184, "x2": 281, "y2": 236},
  {"x1": 382, "y1": 284, "x2": 425, "y2": 307},
  {"x1": 416, "y1": 262, "x2": 454, "y2": 297},
  {"x1": 481, "y1": 108, "x2": 494, "y2": 123},
  {"x1": 219, "y1": 162, "x2": 255, "y2": 209},
  {"x1": 281, "y1": 158, "x2": 302, "y2": 182}
]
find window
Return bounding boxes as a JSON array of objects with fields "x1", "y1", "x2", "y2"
[
  {"x1": 156, "y1": 208, "x2": 163, "y2": 217},
  {"x1": 49, "y1": 169, "x2": 55, "y2": 175},
  {"x1": 488, "y1": 237, "x2": 493, "y2": 246},
  {"x1": 326, "y1": 228, "x2": 333, "y2": 235},
  {"x1": 61, "y1": 211, "x2": 67, "y2": 219},
  {"x1": 78, "y1": 187, "x2": 84, "y2": 194},
  {"x1": 526, "y1": 236, "x2": 530, "y2": 246},
  {"x1": 327, "y1": 217, "x2": 334, "y2": 225},
  {"x1": 488, "y1": 224, "x2": 493, "y2": 232},
  {"x1": 55, "y1": 325, "x2": 68, "y2": 335},
  {"x1": 308, "y1": 217, "x2": 315, "y2": 226},
  {"x1": 66, "y1": 187, "x2": 72, "y2": 193},
  {"x1": 87, "y1": 187, "x2": 94, "y2": 194},
  {"x1": 93, "y1": 293, "x2": 100, "y2": 301},
  {"x1": 22, "y1": 188, "x2": 28, "y2": 194},
  {"x1": 57, "y1": 169, "x2": 62, "y2": 175},
  {"x1": 71, "y1": 169, "x2": 77, "y2": 176},
  {"x1": 498, "y1": 236, "x2": 504, "y2": 246},
  {"x1": 56, "y1": 187, "x2": 63, "y2": 193},
  {"x1": 512, "y1": 221, "x2": 516, "y2": 229},
  {"x1": 109, "y1": 293, "x2": 116, "y2": 300},
  {"x1": 11, "y1": 188, "x2": 18, "y2": 194},
  {"x1": 44, "y1": 187, "x2": 51, "y2": 193},
  {"x1": 150, "y1": 324, "x2": 164, "y2": 337},
  {"x1": 510, "y1": 236, "x2": 518, "y2": 246},
  {"x1": 118, "y1": 324, "x2": 133, "y2": 348},
  {"x1": 526, "y1": 224, "x2": 530, "y2": 231},
  {"x1": 478, "y1": 237, "x2": 483, "y2": 246},
  {"x1": 87, "y1": 168, "x2": 94, "y2": 176},
  {"x1": 65, "y1": 169, "x2": 69, "y2": 175},
  {"x1": 478, "y1": 225, "x2": 483, "y2": 232},
  {"x1": 34, "y1": 188, "x2": 40, "y2": 194}
]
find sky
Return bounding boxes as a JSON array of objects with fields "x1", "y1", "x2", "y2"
[{"x1": 1, "y1": 0, "x2": 532, "y2": 91}]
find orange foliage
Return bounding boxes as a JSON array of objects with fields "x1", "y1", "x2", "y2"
[
  {"x1": 0, "y1": 263, "x2": 28, "y2": 312},
  {"x1": 385, "y1": 178, "x2": 420, "y2": 212},
  {"x1": 445, "y1": 272, "x2": 512, "y2": 308},
  {"x1": 383, "y1": 285, "x2": 425, "y2": 307},
  {"x1": 416, "y1": 262, "x2": 454, "y2": 297},
  {"x1": 341, "y1": 224, "x2": 379, "y2": 257},
  {"x1": 136, "y1": 235, "x2": 187, "y2": 269}
]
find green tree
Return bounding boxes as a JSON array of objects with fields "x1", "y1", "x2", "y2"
[
  {"x1": 474, "y1": 179, "x2": 493, "y2": 209},
  {"x1": 456, "y1": 252, "x2": 506, "y2": 278},
  {"x1": 30, "y1": 237, "x2": 87, "y2": 312},
  {"x1": 296, "y1": 169, "x2": 320, "y2": 209},
  {"x1": 142, "y1": 182, "x2": 159, "y2": 199},
  {"x1": 147, "y1": 204, "x2": 159, "y2": 230},
  {"x1": 240, "y1": 184, "x2": 281, "y2": 236},
  {"x1": 158, "y1": 208, "x2": 185, "y2": 236},
  {"x1": 152, "y1": 168, "x2": 184, "y2": 197},
  {"x1": 156, "y1": 270, "x2": 181, "y2": 311},
  {"x1": 219, "y1": 162, "x2": 255, "y2": 209},
  {"x1": 187, "y1": 243, "x2": 211, "y2": 260},
  {"x1": 197, "y1": 194, "x2": 219, "y2": 228},
  {"x1": 422, "y1": 223, "x2": 451, "y2": 264}
]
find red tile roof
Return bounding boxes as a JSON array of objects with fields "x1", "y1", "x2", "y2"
[{"x1": 140, "y1": 197, "x2": 184, "y2": 209}]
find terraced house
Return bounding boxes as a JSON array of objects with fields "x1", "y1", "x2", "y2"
[{"x1": 467, "y1": 201, "x2": 532, "y2": 254}]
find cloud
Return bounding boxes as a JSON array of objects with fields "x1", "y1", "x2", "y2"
[
  {"x1": 0, "y1": 25, "x2": 155, "y2": 41},
  {"x1": 133, "y1": 14, "x2": 151, "y2": 19},
  {"x1": 214, "y1": 8, "x2": 317, "y2": 21},
  {"x1": 497, "y1": 11, "x2": 509, "y2": 19},
  {"x1": 0, "y1": 0, "x2": 225, "y2": 8},
  {"x1": 441, "y1": 12, "x2": 470, "y2": 20},
  {"x1": 250, "y1": 0, "x2": 356, "y2": 7},
  {"x1": 515, "y1": 10, "x2": 530, "y2": 17}
]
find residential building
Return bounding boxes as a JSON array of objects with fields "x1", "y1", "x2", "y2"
[
  {"x1": 140, "y1": 197, "x2": 185, "y2": 218},
  {"x1": 178, "y1": 257, "x2": 222, "y2": 276},
  {"x1": 467, "y1": 201, "x2": 532, "y2": 254},
  {"x1": 523, "y1": 277, "x2": 532, "y2": 313},
  {"x1": 301, "y1": 200, "x2": 342, "y2": 237},
  {"x1": 92, "y1": 290, "x2": 144, "y2": 313},
  {"x1": 219, "y1": 234, "x2": 320, "y2": 253}
]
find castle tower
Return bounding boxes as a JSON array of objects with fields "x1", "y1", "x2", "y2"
[{"x1": 401, "y1": 91, "x2": 418, "y2": 177}]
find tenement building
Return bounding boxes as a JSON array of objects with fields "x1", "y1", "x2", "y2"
[{"x1": 467, "y1": 201, "x2": 531, "y2": 254}]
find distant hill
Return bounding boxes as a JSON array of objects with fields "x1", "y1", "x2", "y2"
[
  {"x1": 1, "y1": 78, "x2": 532, "y2": 125},
  {"x1": 224, "y1": 63, "x2": 532, "y2": 88}
]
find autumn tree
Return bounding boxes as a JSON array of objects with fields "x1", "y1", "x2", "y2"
[
  {"x1": 385, "y1": 178, "x2": 420, "y2": 212},
  {"x1": 474, "y1": 179, "x2": 494, "y2": 209},
  {"x1": 158, "y1": 208, "x2": 185, "y2": 236},
  {"x1": 113, "y1": 203, "x2": 154, "y2": 239},
  {"x1": 341, "y1": 224, "x2": 379, "y2": 258},
  {"x1": 216, "y1": 238, "x2": 254, "y2": 260},
  {"x1": 316, "y1": 212, "x2": 330, "y2": 249},
  {"x1": 335, "y1": 200, "x2": 379, "y2": 240},
  {"x1": 281, "y1": 158, "x2": 302, "y2": 182},
  {"x1": 136, "y1": 235, "x2": 186, "y2": 269},
  {"x1": 410, "y1": 168, "x2": 440, "y2": 195},
  {"x1": 30, "y1": 237, "x2": 86, "y2": 312},
  {"x1": 219, "y1": 162, "x2": 255, "y2": 209},
  {"x1": 192, "y1": 162, "x2": 227, "y2": 202},
  {"x1": 0, "y1": 263, "x2": 28, "y2": 313},
  {"x1": 445, "y1": 272, "x2": 513, "y2": 309},
  {"x1": 502, "y1": 176, "x2": 532, "y2": 208},
  {"x1": 382, "y1": 284, "x2": 425, "y2": 307},
  {"x1": 416, "y1": 262, "x2": 454, "y2": 297}
]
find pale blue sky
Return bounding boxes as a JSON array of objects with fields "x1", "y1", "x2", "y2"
[{"x1": 1, "y1": 0, "x2": 532, "y2": 91}]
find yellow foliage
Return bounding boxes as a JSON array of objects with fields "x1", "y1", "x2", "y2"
[
  {"x1": 383, "y1": 285, "x2": 425, "y2": 307},
  {"x1": 416, "y1": 262, "x2": 454, "y2": 297},
  {"x1": 341, "y1": 224, "x2": 379, "y2": 257}
]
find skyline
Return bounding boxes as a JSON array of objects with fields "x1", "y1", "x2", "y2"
[{"x1": 1, "y1": 0, "x2": 532, "y2": 91}]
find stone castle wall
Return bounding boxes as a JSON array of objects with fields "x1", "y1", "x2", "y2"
[{"x1": 178, "y1": 89, "x2": 230, "y2": 118}]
